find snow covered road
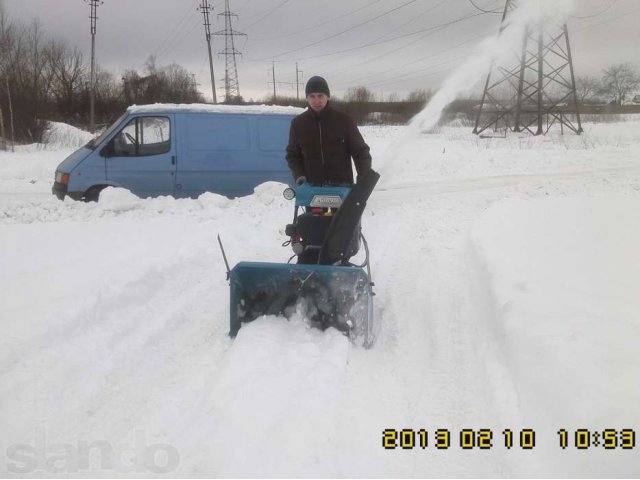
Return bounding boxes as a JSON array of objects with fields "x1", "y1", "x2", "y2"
[{"x1": 1, "y1": 120, "x2": 640, "y2": 476}]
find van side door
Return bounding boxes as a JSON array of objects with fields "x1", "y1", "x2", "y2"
[
  {"x1": 103, "y1": 114, "x2": 176, "y2": 198},
  {"x1": 175, "y1": 113, "x2": 251, "y2": 198}
]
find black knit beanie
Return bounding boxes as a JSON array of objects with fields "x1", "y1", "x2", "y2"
[{"x1": 305, "y1": 76, "x2": 330, "y2": 97}]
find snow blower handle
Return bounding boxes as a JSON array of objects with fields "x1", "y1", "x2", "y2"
[{"x1": 217, "y1": 234, "x2": 231, "y2": 281}]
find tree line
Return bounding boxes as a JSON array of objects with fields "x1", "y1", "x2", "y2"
[
  {"x1": 269, "y1": 87, "x2": 434, "y2": 125},
  {"x1": 0, "y1": 9, "x2": 203, "y2": 143},
  {"x1": 576, "y1": 64, "x2": 640, "y2": 106}
]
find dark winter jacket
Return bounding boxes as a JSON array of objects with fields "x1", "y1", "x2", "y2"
[{"x1": 286, "y1": 103, "x2": 372, "y2": 185}]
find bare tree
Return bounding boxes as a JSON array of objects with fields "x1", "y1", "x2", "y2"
[
  {"x1": 48, "y1": 40, "x2": 86, "y2": 118},
  {"x1": 386, "y1": 92, "x2": 400, "y2": 103},
  {"x1": 601, "y1": 63, "x2": 640, "y2": 105},
  {"x1": 575, "y1": 75, "x2": 599, "y2": 103},
  {"x1": 405, "y1": 89, "x2": 431, "y2": 104},
  {"x1": 344, "y1": 86, "x2": 376, "y2": 103},
  {"x1": 122, "y1": 58, "x2": 204, "y2": 106}
]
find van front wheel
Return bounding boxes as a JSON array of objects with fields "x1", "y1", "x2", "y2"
[{"x1": 84, "y1": 185, "x2": 106, "y2": 202}]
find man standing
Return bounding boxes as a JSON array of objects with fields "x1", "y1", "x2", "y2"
[{"x1": 286, "y1": 76, "x2": 372, "y2": 186}]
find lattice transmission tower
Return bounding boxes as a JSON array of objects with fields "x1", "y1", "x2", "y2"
[
  {"x1": 473, "y1": 0, "x2": 582, "y2": 136},
  {"x1": 214, "y1": 0, "x2": 246, "y2": 103}
]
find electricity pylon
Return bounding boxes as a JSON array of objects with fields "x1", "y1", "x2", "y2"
[
  {"x1": 213, "y1": 0, "x2": 246, "y2": 103},
  {"x1": 473, "y1": 0, "x2": 582, "y2": 136}
]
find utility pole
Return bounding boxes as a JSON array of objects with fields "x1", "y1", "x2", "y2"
[
  {"x1": 213, "y1": 0, "x2": 246, "y2": 103},
  {"x1": 0, "y1": 107, "x2": 5, "y2": 151},
  {"x1": 268, "y1": 63, "x2": 298, "y2": 102},
  {"x1": 6, "y1": 77, "x2": 14, "y2": 151},
  {"x1": 272, "y1": 62, "x2": 276, "y2": 100},
  {"x1": 295, "y1": 62, "x2": 303, "y2": 101},
  {"x1": 85, "y1": 0, "x2": 102, "y2": 132},
  {"x1": 198, "y1": 0, "x2": 217, "y2": 104}
]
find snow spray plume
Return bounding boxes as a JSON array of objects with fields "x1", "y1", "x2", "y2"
[{"x1": 379, "y1": 0, "x2": 576, "y2": 180}]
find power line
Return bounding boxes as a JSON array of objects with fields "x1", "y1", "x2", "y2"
[
  {"x1": 248, "y1": 0, "x2": 419, "y2": 61},
  {"x1": 333, "y1": 30, "x2": 487, "y2": 88},
  {"x1": 261, "y1": 10, "x2": 483, "y2": 65},
  {"x1": 243, "y1": 0, "x2": 291, "y2": 30},
  {"x1": 569, "y1": 0, "x2": 617, "y2": 19},
  {"x1": 573, "y1": 5, "x2": 640, "y2": 33},
  {"x1": 343, "y1": 12, "x2": 483, "y2": 73},
  {"x1": 153, "y1": 0, "x2": 199, "y2": 60},
  {"x1": 155, "y1": 7, "x2": 201, "y2": 60},
  {"x1": 467, "y1": 0, "x2": 502, "y2": 14},
  {"x1": 373, "y1": 0, "x2": 448, "y2": 40},
  {"x1": 367, "y1": 61, "x2": 461, "y2": 89},
  {"x1": 252, "y1": 0, "x2": 384, "y2": 42},
  {"x1": 308, "y1": 4, "x2": 478, "y2": 73},
  {"x1": 469, "y1": 0, "x2": 618, "y2": 20}
]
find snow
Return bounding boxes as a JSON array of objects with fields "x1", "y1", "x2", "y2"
[
  {"x1": 41, "y1": 121, "x2": 94, "y2": 149},
  {"x1": 127, "y1": 102, "x2": 304, "y2": 116},
  {"x1": 1, "y1": 117, "x2": 640, "y2": 476}
]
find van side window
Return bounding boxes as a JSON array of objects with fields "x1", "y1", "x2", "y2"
[{"x1": 112, "y1": 116, "x2": 170, "y2": 156}]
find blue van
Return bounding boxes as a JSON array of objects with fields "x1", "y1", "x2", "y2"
[{"x1": 52, "y1": 104, "x2": 302, "y2": 200}]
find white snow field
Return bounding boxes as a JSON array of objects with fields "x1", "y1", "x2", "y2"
[{"x1": 1, "y1": 117, "x2": 640, "y2": 477}]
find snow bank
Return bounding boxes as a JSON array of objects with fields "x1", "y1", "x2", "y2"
[{"x1": 41, "y1": 121, "x2": 93, "y2": 149}]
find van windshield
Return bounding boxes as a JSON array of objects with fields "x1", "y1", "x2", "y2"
[{"x1": 85, "y1": 112, "x2": 128, "y2": 150}]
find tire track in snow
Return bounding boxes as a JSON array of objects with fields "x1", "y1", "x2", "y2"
[{"x1": 335, "y1": 194, "x2": 513, "y2": 476}]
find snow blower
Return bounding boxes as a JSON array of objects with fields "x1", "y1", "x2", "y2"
[{"x1": 219, "y1": 169, "x2": 380, "y2": 348}]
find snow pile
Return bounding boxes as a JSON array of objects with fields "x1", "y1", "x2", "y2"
[
  {"x1": 41, "y1": 121, "x2": 93, "y2": 149},
  {"x1": 98, "y1": 186, "x2": 147, "y2": 212}
]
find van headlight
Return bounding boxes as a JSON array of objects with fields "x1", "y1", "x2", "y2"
[{"x1": 55, "y1": 172, "x2": 70, "y2": 184}]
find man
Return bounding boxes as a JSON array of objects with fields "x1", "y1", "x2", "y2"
[{"x1": 286, "y1": 76, "x2": 372, "y2": 186}]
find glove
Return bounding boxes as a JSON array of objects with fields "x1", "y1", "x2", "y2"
[{"x1": 295, "y1": 176, "x2": 307, "y2": 186}]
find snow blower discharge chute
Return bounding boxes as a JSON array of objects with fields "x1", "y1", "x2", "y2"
[{"x1": 218, "y1": 170, "x2": 380, "y2": 348}]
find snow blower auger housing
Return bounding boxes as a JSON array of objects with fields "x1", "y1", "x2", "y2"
[{"x1": 226, "y1": 169, "x2": 380, "y2": 348}]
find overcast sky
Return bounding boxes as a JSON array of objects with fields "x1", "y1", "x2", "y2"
[{"x1": 3, "y1": 0, "x2": 640, "y2": 102}]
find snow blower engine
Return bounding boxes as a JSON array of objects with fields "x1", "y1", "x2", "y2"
[{"x1": 219, "y1": 169, "x2": 380, "y2": 348}]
